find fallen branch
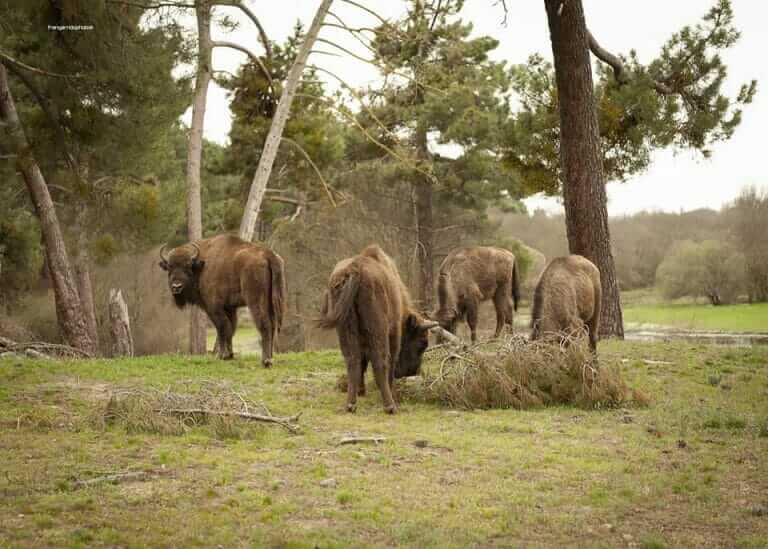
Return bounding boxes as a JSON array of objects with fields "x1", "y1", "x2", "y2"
[
  {"x1": 642, "y1": 359, "x2": 673, "y2": 366},
  {"x1": 158, "y1": 408, "x2": 301, "y2": 433},
  {"x1": 337, "y1": 436, "x2": 387, "y2": 445},
  {"x1": 0, "y1": 337, "x2": 92, "y2": 358}
]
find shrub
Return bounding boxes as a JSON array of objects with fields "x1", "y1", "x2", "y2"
[{"x1": 400, "y1": 335, "x2": 648, "y2": 410}]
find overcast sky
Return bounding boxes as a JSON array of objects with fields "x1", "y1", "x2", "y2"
[{"x1": 190, "y1": 0, "x2": 767, "y2": 216}]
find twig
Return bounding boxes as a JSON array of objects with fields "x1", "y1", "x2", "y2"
[
  {"x1": 280, "y1": 136, "x2": 337, "y2": 207},
  {"x1": 157, "y1": 408, "x2": 301, "y2": 433},
  {"x1": 337, "y1": 436, "x2": 387, "y2": 445}
]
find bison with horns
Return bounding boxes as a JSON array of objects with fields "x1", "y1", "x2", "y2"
[
  {"x1": 434, "y1": 246, "x2": 520, "y2": 343},
  {"x1": 319, "y1": 245, "x2": 438, "y2": 414},
  {"x1": 158, "y1": 234, "x2": 287, "y2": 367},
  {"x1": 530, "y1": 255, "x2": 602, "y2": 352}
]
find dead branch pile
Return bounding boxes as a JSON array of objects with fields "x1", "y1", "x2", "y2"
[
  {"x1": 399, "y1": 334, "x2": 648, "y2": 410},
  {"x1": 0, "y1": 335, "x2": 92, "y2": 359},
  {"x1": 98, "y1": 381, "x2": 300, "y2": 436}
]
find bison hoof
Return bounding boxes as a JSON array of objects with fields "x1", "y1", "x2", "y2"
[
  {"x1": 384, "y1": 404, "x2": 397, "y2": 415},
  {"x1": 262, "y1": 358, "x2": 273, "y2": 368},
  {"x1": 219, "y1": 353, "x2": 234, "y2": 360},
  {"x1": 346, "y1": 403, "x2": 357, "y2": 413}
]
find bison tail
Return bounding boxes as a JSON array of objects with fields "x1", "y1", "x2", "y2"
[
  {"x1": 511, "y1": 259, "x2": 520, "y2": 312},
  {"x1": 317, "y1": 272, "x2": 360, "y2": 329},
  {"x1": 269, "y1": 254, "x2": 287, "y2": 333}
]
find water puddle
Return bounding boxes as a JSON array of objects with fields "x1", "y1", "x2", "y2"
[{"x1": 625, "y1": 330, "x2": 768, "y2": 346}]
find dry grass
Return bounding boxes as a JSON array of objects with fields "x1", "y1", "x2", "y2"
[
  {"x1": 401, "y1": 334, "x2": 649, "y2": 410},
  {"x1": 95, "y1": 381, "x2": 298, "y2": 438}
]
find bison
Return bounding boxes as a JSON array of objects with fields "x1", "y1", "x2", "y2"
[
  {"x1": 530, "y1": 255, "x2": 601, "y2": 352},
  {"x1": 158, "y1": 234, "x2": 287, "y2": 367},
  {"x1": 319, "y1": 245, "x2": 437, "y2": 414},
  {"x1": 434, "y1": 246, "x2": 520, "y2": 343}
]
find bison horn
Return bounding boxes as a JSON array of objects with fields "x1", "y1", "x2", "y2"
[
  {"x1": 189, "y1": 242, "x2": 201, "y2": 261},
  {"x1": 159, "y1": 244, "x2": 170, "y2": 263}
]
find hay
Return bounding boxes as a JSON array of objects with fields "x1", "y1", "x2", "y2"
[
  {"x1": 400, "y1": 334, "x2": 648, "y2": 410},
  {"x1": 96, "y1": 381, "x2": 300, "y2": 437}
]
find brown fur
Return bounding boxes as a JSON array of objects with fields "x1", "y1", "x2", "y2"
[
  {"x1": 435, "y1": 246, "x2": 520, "y2": 343},
  {"x1": 318, "y1": 245, "x2": 436, "y2": 414},
  {"x1": 530, "y1": 255, "x2": 601, "y2": 352},
  {"x1": 158, "y1": 234, "x2": 287, "y2": 367}
]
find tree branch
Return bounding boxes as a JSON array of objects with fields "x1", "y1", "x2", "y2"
[
  {"x1": 339, "y1": 0, "x2": 388, "y2": 24},
  {"x1": 280, "y1": 136, "x2": 337, "y2": 207},
  {"x1": 0, "y1": 50, "x2": 82, "y2": 79},
  {"x1": 211, "y1": 40, "x2": 274, "y2": 96},
  {"x1": 105, "y1": 0, "x2": 194, "y2": 8},
  {"x1": 213, "y1": 0, "x2": 272, "y2": 61}
]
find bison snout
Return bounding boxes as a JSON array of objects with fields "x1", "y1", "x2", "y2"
[{"x1": 171, "y1": 282, "x2": 184, "y2": 294}]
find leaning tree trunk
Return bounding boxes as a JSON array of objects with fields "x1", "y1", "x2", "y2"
[
  {"x1": 239, "y1": 0, "x2": 333, "y2": 241},
  {"x1": 544, "y1": 0, "x2": 624, "y2": 337},
  {"x1": 0, "y1": 64, "x2": 95, "y2": 354},
  {"x1": 185, "y1": 0, "x2": 213, "y2": 354}
]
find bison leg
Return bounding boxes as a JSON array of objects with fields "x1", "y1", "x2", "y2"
[
  {"x1": 359, "y1": 358, "x2": 368, "y2": 396},
  {"x1": 247, "y1": 294, "x2": 275, "y2": 368},
  {"x1": 371, "y1": 353, "x2": 396, "y2": 414},
  {"x1": 209, "y1": 310, "x2": 234, "y2": 360},
  {"x1": 465, "y1": 300, "x2": 479, "y2": 343},
  {"x1": 338, "y1": 328, "x2": 362, "y2": 412}
]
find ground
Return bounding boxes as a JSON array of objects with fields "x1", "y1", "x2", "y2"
[{"x1": 1, "y1": 340, "x2": 767, "y2": 548}]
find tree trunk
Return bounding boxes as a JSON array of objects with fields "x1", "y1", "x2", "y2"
[
  {"x1": 239, "y1": 0, "x2": 334, "y2": 242},
  {"x1": 108, "y1": 288, "x2": 134, "y2": 357},
  {"x1": 74, "y1": 188, "x2": 99, "y2": 353},
  {"x1": 413, "y1": 119, "x2": 434, "y2": 310},
  {"x1": 543, "y1": 0, "x2": 624, "y2": 338},
  {"x1": 186, "y1": 0, "x2": 213, "y2": 354},
  {"x1": 414, "y1": 181, "x2": 434, "y2": 309},
  {"x1": 0, "y1": 64, "x2": 96, "y2": 354}
]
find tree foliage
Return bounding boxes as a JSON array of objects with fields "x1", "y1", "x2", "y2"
[{"x1": 504, "y1": 0, "x2": 756, "y2": 195}]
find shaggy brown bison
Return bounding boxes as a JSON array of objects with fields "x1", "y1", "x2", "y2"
[
  {"x1": 434, "y1": 246, "x2": 520, "y2": 343},
  {"x1": 158, "y1": 234, "x2": 286, "y2": 367},
  {"x1": 530, "y1": 255, "x2": 601, "y2": 352},
  {"x1": 319, "y1": 245, "x2": 437, "y2": 414}
]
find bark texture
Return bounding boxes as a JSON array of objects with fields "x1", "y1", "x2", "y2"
[
  {"x1": 414, "y1": 122, "x2": 434, "y2": 309},
  {"x1": 239, "y1": 0, "x2": 334, "y2": 242},
  {"x1": 74, "y1": 187, "x2": 99, "y2": 352},
  {"x1": 544, "y1": 0, "x2": 624, "y2": 337},
  {"x1": 0, "y1": 64, "x2": 96, "y2": 353},
  {"x1": 186, "y1": 0, "x2": 213, "y2": 354},
  {"x1": 108, "y1": 288, "x2": 134, "y2": 357}
]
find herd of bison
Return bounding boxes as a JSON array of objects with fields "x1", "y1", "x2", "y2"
[{"x1": 158, "y1": 234, "x2": 602, "y2": 413}]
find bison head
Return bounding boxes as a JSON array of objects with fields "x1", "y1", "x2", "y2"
[
  {"x1": 396, "y1": 314, "x2": 438, "y2": 378},
  {"x1": 158, "y1": 243, "x2": 205, "y2": 308}
]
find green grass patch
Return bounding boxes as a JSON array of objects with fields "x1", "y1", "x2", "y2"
[
  {"x1": 623, "y1": 302, "x2": 768, "y2": 332},
  {"x1": 1, "y1": 340, "x2": 767, "y2": 547}
]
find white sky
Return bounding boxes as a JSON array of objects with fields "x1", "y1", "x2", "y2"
[{"x1": 188, "y1": 0, "x2": 767, "y2": 216}]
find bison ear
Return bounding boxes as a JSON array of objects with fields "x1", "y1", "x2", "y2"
[
  {"x1": 191, "y1": 259, "x2": 205, "y2": 272},
  {"x1": 158, "y1": 260, "x2": 169, "y2": 271}
]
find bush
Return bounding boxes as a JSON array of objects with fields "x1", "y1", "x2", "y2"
[
  {"x1": 656, "y1": 240, "x2": 745, "y2": 305},
  {"x1": 400, "y1": 335, "x2": 648, "y2": 410}
]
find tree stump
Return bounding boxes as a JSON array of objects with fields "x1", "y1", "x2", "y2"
[{"x1": 108, "y1": 288, "x2": 134, "y2": 357}]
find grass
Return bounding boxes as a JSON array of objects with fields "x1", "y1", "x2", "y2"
[
  {"x1": 623, "y1": 302, "x2": 768, "y2": 333},
  {"x1": 1, "y1": 341, "x2": 767, "y2": 547}
]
